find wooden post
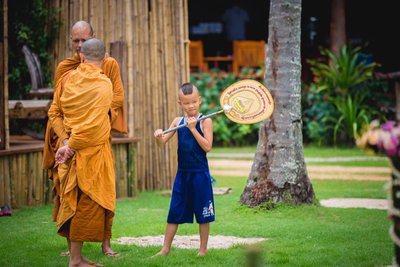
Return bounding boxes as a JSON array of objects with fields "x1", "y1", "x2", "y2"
[
  {"x1": 0, "y1": 42, "x2": 4, "y2": 150},
  {"x1": 395, "y1": 81, "x2": 400, "y2": 122},
  {"x1": 2, "y1": 0, "x2": 9, "y2": 150},
  {"x1": 390, "y1": 156, "x2": 400, "y2": 265}
]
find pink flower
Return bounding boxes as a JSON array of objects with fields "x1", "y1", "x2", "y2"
[{"x1": 382, "y1": 121, "x2": 396, "y2": 131}]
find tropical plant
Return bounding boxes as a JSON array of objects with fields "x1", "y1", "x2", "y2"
[
  {"x1": 302, "y1": 83, "x2": 336, "y2": 145},
  {"x1": 302, "y1": 45, "x2": 389, "y2": 145},
  {"x1": 307, "y1": 45, "x2": 378, "y2": 97},
  {"x1": 325, "y1": 93, "x2": 370, "y2": 144}
]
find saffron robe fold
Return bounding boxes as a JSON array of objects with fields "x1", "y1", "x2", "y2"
[
  {"x1": 48, "y1": 63, "x2": 116, "y2": 232},
  {"x1": 42, "y1": 53, "x2": 127, "y2": 171}
]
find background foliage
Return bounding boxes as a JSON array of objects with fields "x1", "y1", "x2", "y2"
[
  {"x1": 302, "y1": 45, "x2": 394, "y2": 146},
  {"x1": 191, "y1": 45, "x2": 395, "y2": 147},
  {"x1": 8, "y1": 0, "x2": 60, "y2": 99}
]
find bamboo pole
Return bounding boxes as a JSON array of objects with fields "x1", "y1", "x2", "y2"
[
  {"x1": 0, "y1": 158, "x2": 4, "y2": 205},
  {"x1": 3, "y1": 0, "x2": 9, "y2": 150}
]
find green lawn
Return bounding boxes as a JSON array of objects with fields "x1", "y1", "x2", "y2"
[
  {"x1": 0, "y1": 174, "x2": 392, "y2": 266},
  {"x1": 212, "y1": 144, "x2": 382, "y2": 158}
]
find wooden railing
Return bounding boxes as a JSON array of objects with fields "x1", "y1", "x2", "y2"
[{"x1": 0, "y1": 137, "x2": 139, "y2": 208}]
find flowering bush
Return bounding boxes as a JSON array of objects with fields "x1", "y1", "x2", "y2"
[{"x1": 356, "y1": 120, "x2": 400, "y2": 156}]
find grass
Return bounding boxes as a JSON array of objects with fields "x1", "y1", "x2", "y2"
[
  {"x1": 211, "y1": 145, "x2": 390, "y2": 167},
  {"x1": 212, "y1": 144, "x2": 383, "y2": 158},
  {"x1": 0, "y1": 174, "x2": 392, "y2": 266}
]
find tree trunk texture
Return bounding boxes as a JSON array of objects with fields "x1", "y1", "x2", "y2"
[
  {"x1": 390, "y1": 156, "x2": 400, "y2": 265},
  {"x1": 330, "y1": 0, "x2": 346, "y2": 56},
  {"x1": 240, "y1": 0, "x2": 315, "y2": 207}
]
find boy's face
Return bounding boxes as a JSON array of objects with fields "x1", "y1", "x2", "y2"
[{"x1": 178, "y1": 89, "x2": 202, "y2": 117}]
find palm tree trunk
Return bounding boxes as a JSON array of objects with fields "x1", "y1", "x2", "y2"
[
  {"x1": 240, "y1": 0, "x2": 315, "y2": 207},
  {"x1": 330, "y1": 0, "x2": 346, "y2": 56}
]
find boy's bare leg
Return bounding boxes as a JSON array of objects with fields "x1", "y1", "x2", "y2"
[
  {"x1": 152, "y1": 223, "x2": 178, "y2": 256},
  {"x1": 198, "y1": 223, "x2": 210, "y2": 256}
]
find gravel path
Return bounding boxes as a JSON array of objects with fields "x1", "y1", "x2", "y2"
[{"x1": 116, "y1": 235, "x2": 267, "y2": 249}]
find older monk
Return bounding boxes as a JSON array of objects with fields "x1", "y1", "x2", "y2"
[
  {"x1": 48, "y1": 38, "x2": 115, "y2": 267},
  {"x1": 43, "y1": 20, "x2": 124, "y2": 257}
]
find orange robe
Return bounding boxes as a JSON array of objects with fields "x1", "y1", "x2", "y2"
[
  {"x1": 42, "y1": 53, "x2": 126, "y2": 224},
  {"x1": 48, "y1": 63, "x2": 115, "y2": 241}
]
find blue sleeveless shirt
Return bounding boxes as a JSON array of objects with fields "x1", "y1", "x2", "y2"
[{"x1": 177, "y1": 115, "x2": 209, "y2": 172}]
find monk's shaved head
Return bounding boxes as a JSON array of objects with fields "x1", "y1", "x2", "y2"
[
  {"x1": 71, "y1": 21, "x2": 93, "y2": 35},
  {"x1": 70, "y1": 20, "x2": 94, "y2": 53},
  {"x1": 81, "y1": 38, "x2": 105, "y2": 61}
]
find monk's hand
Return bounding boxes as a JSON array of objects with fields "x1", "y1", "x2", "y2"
[
  {"x1": 55, "y1": 145, "x2": 75, "y2": 164},
  {"x1": 186, "y1": 116, "x2": 197, "y2": 130},
  {"x1": 65, "y1": 146, "x2": 75, "y2": 158},
  {"x1": 55, "y1": 146, "x2": 67, "y2": 164}
]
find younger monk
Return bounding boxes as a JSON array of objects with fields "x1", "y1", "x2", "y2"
[{"x1": 48, "y1": 38, "x2": 115, "y2": 267}]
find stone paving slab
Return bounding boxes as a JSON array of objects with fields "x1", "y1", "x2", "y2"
[{"x1": 320, "y1": 198, "x2": 388, "y2": 210}]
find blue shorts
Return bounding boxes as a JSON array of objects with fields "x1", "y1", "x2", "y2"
[{"x1": 167, "y1": 170, "x2": 215, "y2": 224}]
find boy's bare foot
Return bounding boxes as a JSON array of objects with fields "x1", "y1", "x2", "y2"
[
  {"x1": 150, "y1": 250, "x2": 169, "y2": 258},
  {"x1": 197, "y1": 250, "x2": 207, "y2": 257}
]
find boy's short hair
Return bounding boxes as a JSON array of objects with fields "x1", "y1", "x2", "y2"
[
  {"x1": 81, "y1": 38, "x2": 105, "y2": 61},
  {"x1": 180, "y1": 83, "x2": 197, "y2": 95}
]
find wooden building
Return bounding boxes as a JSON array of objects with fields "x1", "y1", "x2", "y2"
[{"x1": 0, "y1": 0, "x2": 189, "y2": 207}]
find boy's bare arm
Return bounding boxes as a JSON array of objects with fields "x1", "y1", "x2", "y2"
[
  {"x1": 188, "y1": 117, "x2": 213, "y2": 152},
  {"x1": 154, "y1": 117, "x2": 180, "y2": 146}
]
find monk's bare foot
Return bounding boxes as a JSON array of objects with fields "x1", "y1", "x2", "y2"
[
  {"x1": 82, "y1": 257, "x2": 104, "y2": 267},
  {"x1": 69, "y1": 258, "x2": 99, "y2": 267},
  {"x1": 60, "y1": 251, "x2": 70, "y2": 257},
  {"x1": 102, "y1": 244, "x2": 120, "y2": 257}
]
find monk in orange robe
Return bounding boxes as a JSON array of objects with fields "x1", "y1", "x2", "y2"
[
  {"x1": 48, "y1": 38, "x2": 114, "y2": 267},
  {"x1": 42, "y1": 20, "x2": 125, "y2": 257}
]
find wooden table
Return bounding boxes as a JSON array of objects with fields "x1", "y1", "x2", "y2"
[{"x1": 204, "y1": 56, "x2": 233, "y2": 71}]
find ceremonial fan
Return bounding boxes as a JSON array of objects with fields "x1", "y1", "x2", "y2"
[{"x1": 163, "y1": 79, "x2": 274, "y2": 134}]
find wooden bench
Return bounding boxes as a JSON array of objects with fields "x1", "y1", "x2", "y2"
[
  {"x1": 22, "y1": 45, "x2": 54, "y2": 98},
  {"x1": 8, "y1": 100, "x2": 52, "y2": 119},
  {"x1": 8, "y1": 46, "x2": 53, "y2": 120}
]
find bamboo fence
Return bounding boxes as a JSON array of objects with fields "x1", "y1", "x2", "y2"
[
  {"x1": 48, "y1": 0, "x2": 189, "y2": 191},
  {"x1": 0, "y1": 0, "x2": 189, "y2": 208},
  {"x1": 0, "y1": 143, "x2": 136, "y2": 207}
]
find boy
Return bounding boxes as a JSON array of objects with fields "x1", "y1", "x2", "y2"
[{"x1": 153, "y1": 82, "x2": 215, "y2": 257}]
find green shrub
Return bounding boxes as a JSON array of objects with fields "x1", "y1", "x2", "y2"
[{"x1": 302, "y1": 45, "x2": 390, "y2": 145}]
